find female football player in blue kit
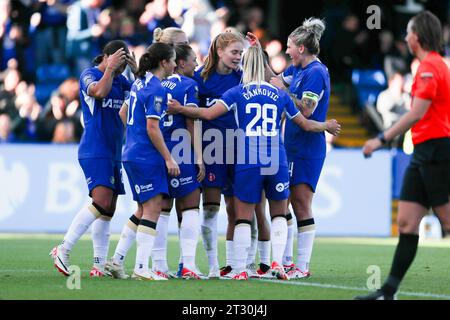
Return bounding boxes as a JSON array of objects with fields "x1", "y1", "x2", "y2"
[
  {"x1": 121, "y1": 42, "x2": 180, "y2": 281},
  {"x1": 106, "y1": 29, "x2": 195, "y2": 280},
  {"x1": 157, "y1": 44, "x2": 207, "y2": 279},
  {"x1": 267, "y1": 18, "x2": 333, "y2": 279},
  {"x1": 192, "y1": 31, "x2": 244, "y2": 278},
  {"x1": 193, "y1": 31, "x2": 270, "y2": 278},
  {"x1": 168, "y1": 45, "x2": 340, "y2": 280},
  {"x1": 50, "y1": 40, "x2": 137, "y2": 277}
]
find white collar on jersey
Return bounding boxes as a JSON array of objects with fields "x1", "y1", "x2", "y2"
[
  {"x1": 145, "y1": 71, "x2": 154, "y2": 85},
  {"x1": 167, "y1": 74, "x2": 182, "y2": 81}
]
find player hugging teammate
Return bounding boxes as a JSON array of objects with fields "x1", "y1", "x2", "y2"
[{"x1": 51, "y1": 21, "x2": 341, "y2": 281}]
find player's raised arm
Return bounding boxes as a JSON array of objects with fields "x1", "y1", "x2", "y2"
[
  {"x1": 291, "y1": 112, "x2": 341, "y2": 135},
  {"x1": 88, "y1": 48, "x2": 127, "y2": 99},
  {"x1": 167, "y1": 98, "x2": 228, "y2": 121}
]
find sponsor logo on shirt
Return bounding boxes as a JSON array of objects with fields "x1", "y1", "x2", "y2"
[
  {"x1": 102, "y1": 99, "x2": 124, "y2": 109},
  {"x1": 171, "y1": 179, "x2": 180, "y2": 188}
]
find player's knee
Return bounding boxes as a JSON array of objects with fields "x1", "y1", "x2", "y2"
[
  {"x1": 397, "y1": 216, "x2": 416, "y2": 233},
  {"x1": 92, "y1": 201, "x2": 114, "y2": 219}
]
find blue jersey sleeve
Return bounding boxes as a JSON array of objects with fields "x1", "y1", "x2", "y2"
[
  {"x1": 219, "y1": 86, "x2": 239, "y2": 111},
  {"x1": 80, "y1": 69, "x2": 99, "y2": 95},
  {"x1": 282, "y1": 65, "x2": 296, "y2": 86},
  {"x1": 294, "y1": 70, "x2": 324, "y2": 109},
  {"x1": 145, "y1": 87, "x2": 166, "y2": 120},
  {"x1": 185, "y1": 81, "x2": 199, "y2": 107}
]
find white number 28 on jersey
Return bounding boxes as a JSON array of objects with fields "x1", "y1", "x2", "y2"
[{"x1": 245, "y1": 103, "x2": 277, "y2": 136}]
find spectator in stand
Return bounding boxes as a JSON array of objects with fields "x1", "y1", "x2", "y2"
[
  {"x1": 0, "y1": 1, "x2": 34, "y2": 82},
  {"x1": 0, "y1": 62, "x2": 20, "y2": 120},
  {"x1": 331, "y1": 13, "x2": 369, "y2": 84},
  {"x1": 33, "y1": 0, "x2": 73, "y2": 68},
  {"x1": 181, "y1": 0, "x2": 219, "y2": 56},
  {"x1": 36, "y1": 77, "x2": 82, "y2": 143},
  {"x1": 0, "y1": 113, "x2": 14, "y2": 142},
  {"x1": 96, "y1": 7, "x2": 118, "y2": 49},
  {"x1": 139, "y1": 0, "x2": 179, "y2": 44},
  {"x1": 376, "y1": 72, "x2": 409, "y2": 130},
  {"x1": 66, "y1": 0, "x2": 105, "y2": 77},
  {"x1": 14, "y1": 86, "x2": 41, "y2": 141}
]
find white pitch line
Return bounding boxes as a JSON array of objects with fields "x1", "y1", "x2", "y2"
[
  {"x1": 1, "y1": 269, "x2": 449, "y2": 300},
  {"x1": 256, "y1": 279, "x2": 450, "y2": 300}
]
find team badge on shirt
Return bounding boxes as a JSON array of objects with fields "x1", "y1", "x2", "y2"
[
  {"x1": 154, "y1": 96, "x2": 163, "y2": 114},
  {"x1": 82, "y1": 74, "x2": 95, "y2": 88}
]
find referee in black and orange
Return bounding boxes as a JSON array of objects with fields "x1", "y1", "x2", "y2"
[{"x1": 356, "y1": 11, "x2": 450, "y2": 300}]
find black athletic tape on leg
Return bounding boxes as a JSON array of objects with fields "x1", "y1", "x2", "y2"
[
  {"x1": 92, "y1": 202, "x2": 113, "y2": 217},
  {"x1": 203, "y1": 202, "x2": 220, "y2": 207},
  {"x1": 297, "y1": 218, "x2": 315, "y2": 228},
  {"x1": 139, "y1": 219, "x2": 157, "y2": 230},
  {"x1": 286, "y1": 213, "x2": 293, "y2": 221},
  {"x1": 271, "y1": 214, "x2": 287, "y2": 221},
  {"x1": 129, "y1": 214, "x2": 140, "y2": 226},
  {"x1": 235, "y1": 219, "x2": 252, "y2": 226}
]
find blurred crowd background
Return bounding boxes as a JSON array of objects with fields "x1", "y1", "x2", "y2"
[{"x1": 0, "y1": 0, "x2": 449, "y2": 145}]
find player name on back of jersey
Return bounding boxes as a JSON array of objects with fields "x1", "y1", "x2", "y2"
[
  {"x1": 243, "y1": 87, "x2": 279, "y2": 102},
  {"x1": 161, "y1": 81, "x2": 177, "y2": 90}
]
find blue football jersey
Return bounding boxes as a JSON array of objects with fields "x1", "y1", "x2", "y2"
[
  {"x1": 284, "y1": 60, "x2": 330, "y2": 159},
  {"x1": 193, "y1": 66, "x2": 242, "y2": 130},
  {"x1": 281, "y1": 64, "x2": 300, "y2": 87},
  {"x1": 219, "y1": 81, "x2": 300, "y2": 171},
  {"x1": 122, "y1": 73, "x2": 168, "y2": 165},
  {"x1": 78, "y1": 67, "x2": 131, "y2": 161},
  {"x1": 161, "y1": 74, "x2": 199, "y2": 146}
]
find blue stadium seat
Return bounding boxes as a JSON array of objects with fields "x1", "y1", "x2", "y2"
[
  {"x1": 36, "y1": 64, "x2": 71, "y2": 84},
  {"x1": 351, "y1": 69, "x2": 387, "y2": 109},
  {"x1": 35, "y1": 83, "x2": 59, "y2": 106}
]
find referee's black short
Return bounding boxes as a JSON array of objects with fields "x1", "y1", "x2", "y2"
[{"x1": 400, "y1": 137, "x2": 450, "y2": 209}]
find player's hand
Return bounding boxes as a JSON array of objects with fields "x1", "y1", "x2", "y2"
[
  {"x1": 246, "y1": 32, "x2": 260, "y2": 47},
  {"x1": 166, "y1": 157, "x2": 180, "y2": 177},
  {"x1": 126, "y1": 51, "x2": 138, "y2": 75},
  {"x1": 325, "y1": 119, "x2": 341, "y2": 136},
  {"x1": 167, "y1": 98, "x2": 182, "y2": 114},
  {"x1": 270, "y1": 76, "x2": 285, "y2": 90},
  {"x1": 362, "y1": 138, "x2": 382, "y2": 158},
  {"x1": 196, "y1": 162, "x2": 205, "y2": 182},
  {"x1": 106, "y1": 48, "x2": 126, "y2": 72}
]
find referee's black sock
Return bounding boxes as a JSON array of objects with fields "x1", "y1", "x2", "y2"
[{"x1": 381, "y1": 233, "x2": 419, "y2": 295}]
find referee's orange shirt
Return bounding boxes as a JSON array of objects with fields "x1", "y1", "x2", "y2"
[{"x1": 411, "y1": 51, "x2": 450, "y2": 145}]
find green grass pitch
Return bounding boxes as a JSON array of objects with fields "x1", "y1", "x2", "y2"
[{"x1": 1, "y1": 234, "x2": 449, "y2": 300}]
